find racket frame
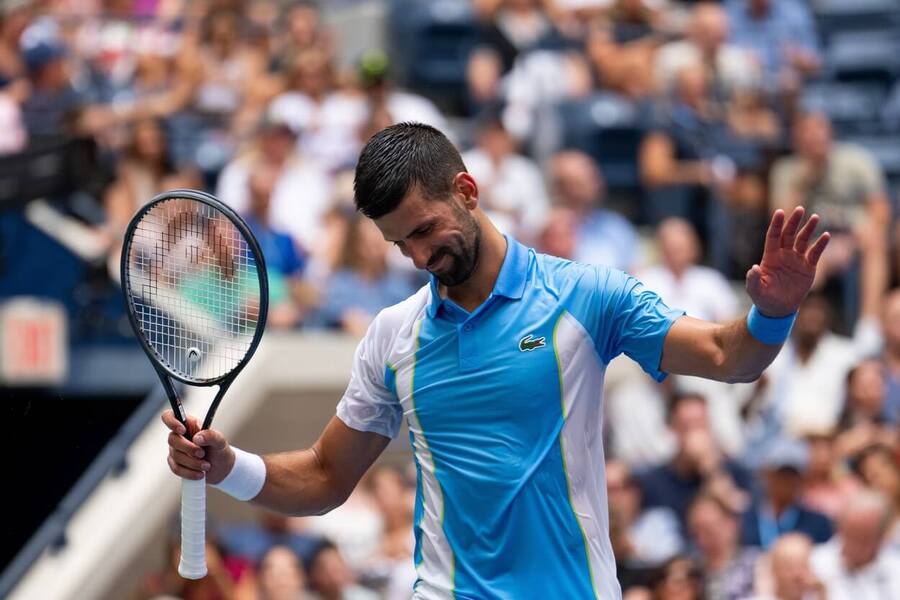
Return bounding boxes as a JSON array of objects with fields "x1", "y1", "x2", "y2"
[{"x1": 120, "y1": 188, "x2": 269, "y2": 430}]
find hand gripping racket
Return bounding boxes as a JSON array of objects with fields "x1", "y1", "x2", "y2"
[{"x1": 120, "y1": 189, "x2": 268, "y2": 579}]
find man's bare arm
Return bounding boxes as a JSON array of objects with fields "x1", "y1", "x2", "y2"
[
  {"x1": 164, "y1": 412, "x2": 389, "y2": 516},
  {"x1": 660, "y1": 208, "x2": 829, "y2": 384},
  {"x1": 254, "y1": 416, "x2": 390, "y2": 515}
]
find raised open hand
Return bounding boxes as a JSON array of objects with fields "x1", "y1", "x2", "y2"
[{"x1": 746, "y1": 207, "x2": 830, "y2": 317}]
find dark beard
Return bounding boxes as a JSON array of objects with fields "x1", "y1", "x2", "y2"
[{"x1": 429, "y1": 209, "x2": 481, "y2": 287}]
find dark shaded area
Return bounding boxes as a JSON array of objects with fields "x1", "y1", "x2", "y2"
[{"x1": 0, "y1": 389, "x2": 144, "y2": 571}]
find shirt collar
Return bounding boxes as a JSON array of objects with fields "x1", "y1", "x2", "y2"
[{"x1": 427, "y1": 235, "x2": 529, "y2": 318}]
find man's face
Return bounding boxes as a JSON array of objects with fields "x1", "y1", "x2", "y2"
[
  {"x1": 840, "y1": 510, "x2": 883, "y2": 570},
  {"x1": 374, "y1": 178, "x2": 481, "y2": 287}
]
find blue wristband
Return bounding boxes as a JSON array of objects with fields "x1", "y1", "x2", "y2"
[{"x1": 746, "y1": 305, "x2": 797, "y2": 345}]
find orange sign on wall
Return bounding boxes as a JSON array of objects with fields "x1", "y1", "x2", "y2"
[{"x1": 0, "y1": 298, "x2": 67, "y2": 385}]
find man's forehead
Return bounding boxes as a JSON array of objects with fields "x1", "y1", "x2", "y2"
[{"x1": 373, "y1": 192, "x2": 441, "y2": 239}]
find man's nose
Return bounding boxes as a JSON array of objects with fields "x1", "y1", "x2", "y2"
[{"x1": 407, "y1": 243, "x2": 431, "y2": 270}]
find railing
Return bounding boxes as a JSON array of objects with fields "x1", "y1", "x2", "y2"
[{"x1": 0, "y1": 385, "x2": 168, "y2": 599}]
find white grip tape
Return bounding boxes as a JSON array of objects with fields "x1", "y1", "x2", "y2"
[{"x1": 178, "y1": 476, "x2": 208, "y2": 579}]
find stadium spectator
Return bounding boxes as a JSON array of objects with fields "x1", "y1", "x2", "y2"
[
  {"x1": 307, "y1": 540, "x2": 379, "y2": 600},
  {"x1": 356, "y1": 49, "x2": 449, "y2": 137},
  {"x1": 640, "y1": 217, "x2": 738, "y2": 323},
  {"x1": 467, "y1": 0, "x2": 558, "y2": 106},
  {"x1": 770, "y1": 113, "x2": 891, "y2": 329},
  {"x1": 461, "y1": 110, "x2": 549, "y2": 242},
  {"x1": 834, "y1": 360, "x2": 896, "y2": 462},
  {"x1": 854, "y1": 444, "x2": 900, "y2": 544},
  {"x1": 216, "y1": 113, "x2": 332, "y2": 252},
  {"x1": 548, "y1": 149, "x2": 638, "y2": 271},
  {"x1": 582, "y1": 15, "x2": 657, "y2": 102},
  {"x1": 104, "y1": 119, "x2": 200, "y2": 239},
  {"x1": 191, "y1": 9, "x2": 269, "y2": 136},
  {"x1": 218, "y1": 509, "x2": 322, "y2": 567},
  {"x1": 800, "y1": 431, "x2": 860, "y2": 520},
  {"x1": 646, "y1": 555, "x2": 705, "y2": 600},
  {"x1": 640, "y1": 63, "x2": 746, "y2": 274},
  {"x1": 267, "y1": 48, "x2": 366, "y2": 171},
  {"x1": 745, "y1": 533, "x2": 825, "y2": 600},
  {"x1": 687, "y1": 493, "x2": 760, "y2": 600},
  {"x1": 0, "y1": 77, "x2": 26, "y2": 153},
  {"x1": 607, "y1": 0, "x2": 664, "y2": 45},
  {"x1": 607, "y1": 459, "x2": 684, "y2": 582},
  {"x1": 309, "y1": 214, "x2": 415, "y2": 337},
  {"x1": 740, "y1": 438, "x2": 833, "y2": 549},
  {"x1": 638, "y1": 393, "x2": 754, "y2": 531},
  {"x1": 19, "y1": 33, "x2": 90, "y2": 138},
  {"x1": 243, "y1": 163, "x2": 311, "y2": 329},
  {"x1": 271, "y1": 0, "x2": 334, "y2": 72},
  {"x1": 877, "y1": 288, "x2": 900, "y2": 423},
  {"x1": 810, "y1": 490, "x2": 900, "y2": 598},
  {"x1": 724, "y1": 0, "x2": 820, "y2": 94},
  {"x1": 140, "y1": 532, "x2": 256, "y2": 600},
  {"x1": 751, "y1": 294, "x2": 866, "y2": 441},
  {"x1": 536, "y1": 206, "x2": 577, "y2": 260},
  {"x1": 0, "y1": 0, "x2": 28, "y2": 84},
  {"x1": 654, "y1": 2, "x2": 759, "y2": 101},
  {"x1": 257, "y1": 544, "x2": 313, "y2": 600}
]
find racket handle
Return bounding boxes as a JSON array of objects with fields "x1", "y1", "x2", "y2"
[{"x1": 178, "y1": 476, "x2": 208, "y2": 579}]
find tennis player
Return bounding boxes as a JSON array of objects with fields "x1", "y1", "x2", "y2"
[{"x1": 164, "y1": 123, "x2": 829, "y2": 599}]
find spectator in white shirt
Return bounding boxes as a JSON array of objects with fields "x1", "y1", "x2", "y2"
[
  {"x1": 811, "y1": 490, "x2": 900, "y2": 600},
  {"x1": 641, "y1": 217, "x2": 748, "y2": 457},
  {"x1": 757, "y1": 295, "x2": 874, "y2": 440},
  {"x1": 654, "y1": 2, "x2": 760, "y2": 100},
  {"x1": 461, "y1": 112, "x2": 549, "y2": 242},
  {"x1": 641, "y1": 217, "x2": 739, "y2": 323},
  {"x1": 216, "y1": 114, "x2": 332, "y2": 252}
]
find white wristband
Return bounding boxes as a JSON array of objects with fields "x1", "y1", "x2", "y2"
[{"x1": 211, "y1": 447, "x2": 266, "y2": 501}]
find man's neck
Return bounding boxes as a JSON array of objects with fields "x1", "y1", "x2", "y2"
[{"x1": 443, "y1": 219, "x2": 507, "y2": 312}]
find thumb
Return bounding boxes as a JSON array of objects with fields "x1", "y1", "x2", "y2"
[
  {"x1": 193, "y1": 428, "x2": 228, "y2": 450},
  {"x1": 746, "y1": 264, "x2": 762, "y2": 297}
]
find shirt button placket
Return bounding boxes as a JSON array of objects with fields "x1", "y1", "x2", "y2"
[{"x1": 459, "y1": 321, "x2": 478, "y2": 371}]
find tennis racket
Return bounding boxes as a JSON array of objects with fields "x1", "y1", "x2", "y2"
[{"x1": 120, "y1": 189, "x2": 268, "y2": 579}]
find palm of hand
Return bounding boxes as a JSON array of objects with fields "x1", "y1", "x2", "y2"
[{"x1": 746, "y1": 208, "x2": 830, "y2": 318}]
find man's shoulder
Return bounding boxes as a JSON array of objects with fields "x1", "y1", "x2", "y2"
[{"x1": 372, "y1": 283, "x2": 430, "y2": 326}]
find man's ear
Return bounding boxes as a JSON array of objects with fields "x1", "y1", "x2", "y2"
[{"x1": 454, "y1": 172, "x2": 479, "y2": 210}]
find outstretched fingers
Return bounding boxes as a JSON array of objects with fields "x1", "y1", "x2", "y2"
[
  {"x1": 793, "y1": 213, "x2": 820, "y2": 254},
  {"x1": 780, "y1": 206, "x2": 805, "y2": 249},
  {"x1": 764, "y1": 209, "x2": 786, "y2": 254},
  {"x1": 806, "y1": 231, "x2": 831, "y2": 266}
]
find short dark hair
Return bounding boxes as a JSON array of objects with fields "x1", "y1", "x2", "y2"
[
  {"x1": 665, "y1": 392, "x2": 706, "y2": 424},
  {"x1": 354, "y1": 122, "x2": 466, "y2": 219}
]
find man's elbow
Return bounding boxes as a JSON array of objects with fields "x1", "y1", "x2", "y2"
[
  {"x1": 712, "y1": 350, "x2": 764, "y2": 384},
  {"x1": 723, "y1": 369, "x2": 763, "y2": 384}
]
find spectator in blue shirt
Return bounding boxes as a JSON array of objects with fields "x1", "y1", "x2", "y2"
[
  {"x1": 548, "y1": 149, "x2": 639, "y2": 271},
  {"x1": 244, "y1": 163, "x2": 310, "y2": 329},
  {"x1": 740, "y1": 437, "x2": 833, "y2": 549},
  {"x1": 725, "y1": 0, "x2": 820, "y2": 93},
  {"x1": 309, "y1": 213, "x2": 415, "y2": 336}
]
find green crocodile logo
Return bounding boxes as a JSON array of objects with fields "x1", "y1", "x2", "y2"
[{"x1": 519, "y1": 334, "x2": 546, "y2": 352}]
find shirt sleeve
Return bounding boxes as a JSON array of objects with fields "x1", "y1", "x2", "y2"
[
  {"x1": 335, "y1": 315, "x2": 402, "y2": 439},
  {"x1": 571, "y1": 265, "x2": 684, "y2": 381}
]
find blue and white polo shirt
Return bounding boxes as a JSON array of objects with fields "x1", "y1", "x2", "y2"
[{"x1": 336, "y1": 237, "x2": 684, "y2": 600}]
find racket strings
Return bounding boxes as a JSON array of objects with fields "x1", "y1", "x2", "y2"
[{"x1": 125, "y1": 198, "x2": 262, "y2": 382}]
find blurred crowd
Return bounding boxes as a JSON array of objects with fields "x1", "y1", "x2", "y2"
[{"x1": 4, "y1": 0, "x2": 900, "y2": 598}]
